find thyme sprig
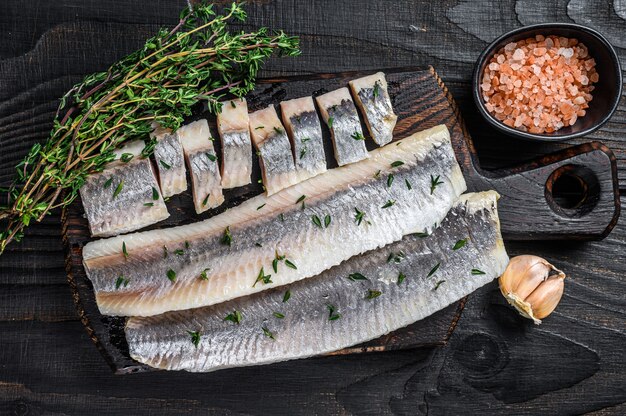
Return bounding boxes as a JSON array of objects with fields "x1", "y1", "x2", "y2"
[{"x1": 0, "y1": 2, "x2": 299, "y2": 253}]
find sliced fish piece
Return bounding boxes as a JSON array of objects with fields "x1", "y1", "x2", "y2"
[
  {"x1": 79, "y1": 140, "x2": 169, "y2": 237},
  {"x1": 249, "y1": 106, "x2": 308, "y2": 195},
  {"x1": 280, "y1": 97, "x2": 327, "y2": 180},
  {"x1": 152, "y1": 130, "x2": 187, "y2": 198},
  {"x1": 349, "y1": 72, "x2": 397, "y2": 146},
  {"x1": 126, "y1": 191, "x2": 508, "y2": 372},
  {"x1": 82, "y1": 125, "x2": 466, "y2": 317},
  {"x1": 177, "y1": 120, "x2": 224, "y2": 213},
  {"x1": 315, "y1": 87, "x2": 369, "y2": 166},
  {"x1": 216, "y1": 98, "x2": 253, "y2": 189}
]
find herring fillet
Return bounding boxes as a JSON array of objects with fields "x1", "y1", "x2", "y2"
[
  {"x1": 178, "y1": 120, "x2": 224, "y2": 213},
  {"x1": 249, "y1": 105, "x2": 308, "y2": 195},
  {"x1": 216, "y1": 98, "x2": 253, "y2": 189},
  {"x1": 315, "y1": 87, "x2": 369, "y2": 166},
  {"x1": 125, "y1": 191, "x2": 508, "y2": 372},
  {"x1": 153, "y1": 131, "x2": 187, "y2": 197},
  {"x1": 349, "y1": 72, "x2": 397, "y2": 146},
  {"x1": 82, "y1": 125, "x2": 466, "y2": 317},
  {"x1": 280, "y1": 97, "x2": 327, "y2": 180},
  {"x1": 79, "y1": 140, "x2": 169, "y2": 237}
]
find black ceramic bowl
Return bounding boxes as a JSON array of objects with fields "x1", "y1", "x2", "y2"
[{"x1": 472, "y1": 23, "x2": 622, "y2": 141}]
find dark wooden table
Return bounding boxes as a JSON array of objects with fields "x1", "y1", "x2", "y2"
[{"x1": 1, "y1": 1, "x2": 624, "y2": 414}]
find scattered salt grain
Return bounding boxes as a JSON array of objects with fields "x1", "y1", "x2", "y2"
[{"x1": 481, "y1": 35, "x2": 598, "y2": 133}]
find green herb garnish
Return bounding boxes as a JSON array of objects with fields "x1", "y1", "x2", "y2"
[
  {"x1": 397, "y1": 272, "x2": 406, "y2": 285},
  {"x1": 324, "y1": 215, "x2": 331, "y2": 228},
  {"x1": 382, "y1": 200, "x2": 395, "y2": 209},
  {"x1": 152, "y1": 187, "x2": 159, "y2": 200},
  {"x1": 166, "y1": 269, "x2": 177, "y2": 283},
  {"x1": 273, "y1": 312, "x2": 285, "y2": 319},
  {"x1": 262, "y1": 326, "x2": 276, "y2": 340},
  {"x1": 253, "y1": 267, "x2": 272, "y2": 287},
  {"x1": 430, "y1": 174, "x2": 444, "y2": 194},
  {"x1": 354, "y1": 208, "x2": 366, "y2": 226},
  {"x1": 283, "y1": 290, "x2": 291, "y2": 302},
  {"x1": 471, "y1": 268, "x2": 486, "y2": 275},
  {"x1": 327, "y1": 304, "x2": 340, "y2": 321},
  {"x1": 174, "y1": 249, "x2": 184, "y2": 255},
  {"x1": 221, "y1": 226, "x2": 232, "y2": 246},
  {"x1": 405, "y1": 179, "x2": 412, "y2": 190},
  {"x1": 112, "y1": 181, "x2": 124, "y2": 199},
  {"x1": 373, "y1": 81, "x2": 380, "y2": 98},
  {"x1": 122, "y1": 241, "x2": 128, "y2": 259},
  {"x1": 285, "y1": 259, "x2": 297, "y2": 269},
  {"x1": 115, "y1": 275, "x2": 129, "y2": 289},
  {"x1": 427, "y1": 262, "x2": 441, "y2": 278},
  {"x1": 206, "y1": 153, "x2": 217, "y2": 162},
  {"x1": 366, "y1": 289, "x2": 382, "y2": 299},
  {"x1": 351, "y1": 131, "x2": 365, "y2": 141},
  {"x1": 120, "y1": 153, "x2": 134, "y2": 163},
  {"x1": 199, "y1": 268, "x2": 209, "y2": 280},
  {"x1": 103, "y1": 178, "x2": 113, "y2": 188},
  {"x1": 257, "y1": 203, "x2": 266, "y2": 210},
  {"x1": 391, "y1": 161, "x2": 404, "y2": 168},
  {"x1": 387, "y1": 174, "x2": 394, "y2": 187},
  {"x1": 187, "y1": 330, "x2": 201, "y2": 347},
  {"x1": 452, "y1": 239, "x2": 467, "y2": 250},
  {"x1": 224, "y1": 310, "x2": 242, "y2": 324},
  {"x1": 433, "y1": 280, "x2": 446, "y2": 290},
  {"x1": 159, "y1": 160, "x2": 171, "y2": 170},
  {"x1": 327, "y1": 116, "x2": 334, "y2": 128},
  {"x1": 348, "y1": 272, "x2": 368, "y2": 281},
  {"x1": 312, "y1": 215, "x2": 323, "y2": 228}
]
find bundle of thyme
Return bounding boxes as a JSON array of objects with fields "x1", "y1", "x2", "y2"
[{"x1": 0, "y1": 2, "x2": 299, "y2": 253}]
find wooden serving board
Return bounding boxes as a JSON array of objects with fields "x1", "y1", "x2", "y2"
[{"x1": 63, "y1": 67, "x2": 620, "y2": 374}]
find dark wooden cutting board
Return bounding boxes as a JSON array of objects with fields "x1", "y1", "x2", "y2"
[{"x1": 63, "y1": 67, "x2": 620, "y2": 374}]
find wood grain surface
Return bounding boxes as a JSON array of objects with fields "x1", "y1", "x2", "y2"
[{"x1": 0, "y1": 0, "x2": 624, "y2": 414}]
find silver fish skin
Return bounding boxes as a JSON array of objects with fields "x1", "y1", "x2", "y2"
[
  {"x1": 249, "y1": 105, "x2": 310, "y2": 195},
  {"x1": 216, "y1": 98, "x2": 253, "y2": 189},
  {"x1": 153, "y1": 130, "x2": 188, "y2": 198},
  {"x1": 315, "y1": 87, "x2": 369, "y2": 166},
  {"x1": 178, "y1": 120, "x2": 224, "y2": 213},
  {"x1": 80, "y1": 140, "x2": 169, "y2": 237},
  {"x1": 125, "y1": 191, "x2": 508, "y2": 372},
  {"x1": 280, "y1": 97, "x2": 327, "y2": 180},
  {"x1": 82, "y1": 125, "x2": 466, "y2": 317},
  {"x1": 349, "y1": 72, "x2": 397, "y2": 146}
]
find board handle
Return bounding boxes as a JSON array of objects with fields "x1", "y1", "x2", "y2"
[{"x1": 469, "y1": 142, "x2": 620, "y2": 240}]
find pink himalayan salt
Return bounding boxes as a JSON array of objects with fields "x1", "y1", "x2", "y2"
[{"x1": 481, "y1": 34, "x2": 598, "y2": 133}]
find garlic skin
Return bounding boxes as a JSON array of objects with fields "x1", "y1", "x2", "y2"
[{"x1": 499, "y1": 255, "x2": 566, "y2": 324}]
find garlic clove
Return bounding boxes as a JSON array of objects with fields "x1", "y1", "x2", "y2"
[
  {"x1": 498, "y1": 255, "x2": 566, "y2": 324},
  {"x1": 525, "y1": 274, "x2": 565, "y2": 319}
]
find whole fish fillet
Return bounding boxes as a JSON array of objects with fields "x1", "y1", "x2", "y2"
[
  {"x1": 280, "y1": 97, "x2": 327, "y2": 180},
  {"x1": 216, "y1": 98, "x2": 253, "y2": 189},
  {"x1": 126, "y1": 191, "x2": 508, "y2": 372},
  {"x1": 315, "y1": 87, "x2": 369, "y2": 166},
  {"x1": 153, "y1": 131, "x2": 187, "y2": 198},
  {"x1": 349, "y1": 72, "x2": 397, "y2": 146},
  {"x1": 178, "y1": 120, "x2": 224, "y2": 213},
  {"x1": 79, "y1": 140, "x2": 169, "y2": 237},
  {"x1": 82, "y1": 125, "x2": 466, "y2": 317},
  {"x1": 249, "y1": 106, "x2": 309, "y2": 195}
]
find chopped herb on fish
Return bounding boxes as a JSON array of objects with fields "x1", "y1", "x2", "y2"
[
  {"x1": 257, "y1": 203, "x2": 266, "y2": 210},
  {"x1": 413, "y1": 231, "x2": 429, "y2": 238},
  {"x1": 296, "y1": 195, "x2": 306, "y2": 205},
  {"x1": 224, "y1": 310, "x2": 242, "y2": 324},
  {"x1": 433, "y1": 280, "x2": 446, "y2": 290},
  {"x1": 354, "y1": 208, "x2": 366, "y2": 226},
  {"x1": 387, "y1": 174, "x2": 394, "y2": 187},
  {"x1": 312, "y1": 215, "x2": 323, "y2": 228},
  {"x1": 159, "y1": 160, "x2": 172, "y2": 170},
  {"x1": 471, "y1": 268, "x2": 486, "y2": 275},
  {"x1": 143, "y1": 202, "x2": 154, "y2": 207},
  {"x1": 152, "y1": 187, "x2": 159, "y2": 200},
  {"x1": 185, "y1": 241, "x2": 190, "y2": 249},
  {"x1": 327, "y1": 116, "x2": 334, "y2": 128},
  {"x1": 199, "y1": 269, "x2": 209, "y2": 280},
  {"x1": 391, "y1": 161, "x2": 404, "y2": 168},
  {"x1": 285, "y1": 259, "x2": 297, "y2": 269},
  {"x1": 255, "y1": 125, "x2": 264, "y2": 130},
  {"x1": 397, "y1": 272, "x2": 406, "y2": 285},
  {"x1": 348, "y1": 272, "x2": 368, "y2": 281},
  {"x1": 273, "y1": 312, "x2": 285, "y2": 319},
  {"x1": 120, "y1": 153, "x2": 134, "y2": 163},
  {"x1": 427, "y1": 262, "x2": 441, "y2": 278},
  {"x1": 255, "y1": 242, "x2": 263, "y2": 247},
  {"x1": 327, "y1": 304, "x2": 341, "y2": 321},
  {"x1": 273, "y1": 126, "x2": 283, "y2": 135},
  {"x1": 373, "y1": 81, "x2": 380, "y2": 97},
  {"x1": 374, "y1": 170, "x2": 381, "y2": 179},
  {"x1": 262, "y1": 326, "x2": 276, "y2": 340},
  {"x1": 112, "y1": 181, "x2": 124, "y2": 199},
  {"x1": 272, "y1": 258, "x2": 279, "y2": 273},
  {"x1": 405, "y1": 179, "x2": 412, "y2": 190},
  {"x1": 187, "y1": 331, "x2": 201, "y2": 347},
  {"x1": 174, "y1": 249, "x2": 184, "y2": 255},
  {"x1": 202, "y1": 194, "x2": 210, "y2": 206},
  {"x1": 166, "y1": 269, "x2": 177, "y2": 283},
  {"x1": 279, "y1": 213, "x2": 285, "y2": 222},
  {"x1": 115, "y1": 275, "x2": 129, "y2": 289},
  {"x1": 430, "y1": 174, "x2": 444, "y2": 194},
  {"x1": 122, "y1": 242, "x2": 128, "y2": 259},
  {"x1": 103, "y1": 178, "x2": 113, "y2": 189},
  {"x1": 221, "y1": 226, "x2": 232, "y2": 246},
  {"x1": 351, "y1": 132, "x2": 365, "y2": 141},
  {"x1": 366, "y1": 289, "x2": 382, "y2": 299},
  {"x1": 253, "y1": 267, "x2": 272, "y2": 287},
  {"x1": 206, "y1": 153, "x2": 217, "y2": 162},
  {"x1": 452, "y1": 239, "x2": 467, "y2": 250},
  {"x1": 300, "y1": 147, "x2": 307, "y2": 159},
  {"x1": 382, "y1": 200, "x2": 395, "y2": 208},
  {"x1": 230, "y1": 101, "x2": 237, "y2": 108},
  {"x1": 282, "y1": 290, "x2": 291, "y2": 303},
  {"x1": 387, "y1": 251, "x2": 405, "y2": 263},
  {"x1": 324, "y1": 215, "x2": 331, "y2": 228}
]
